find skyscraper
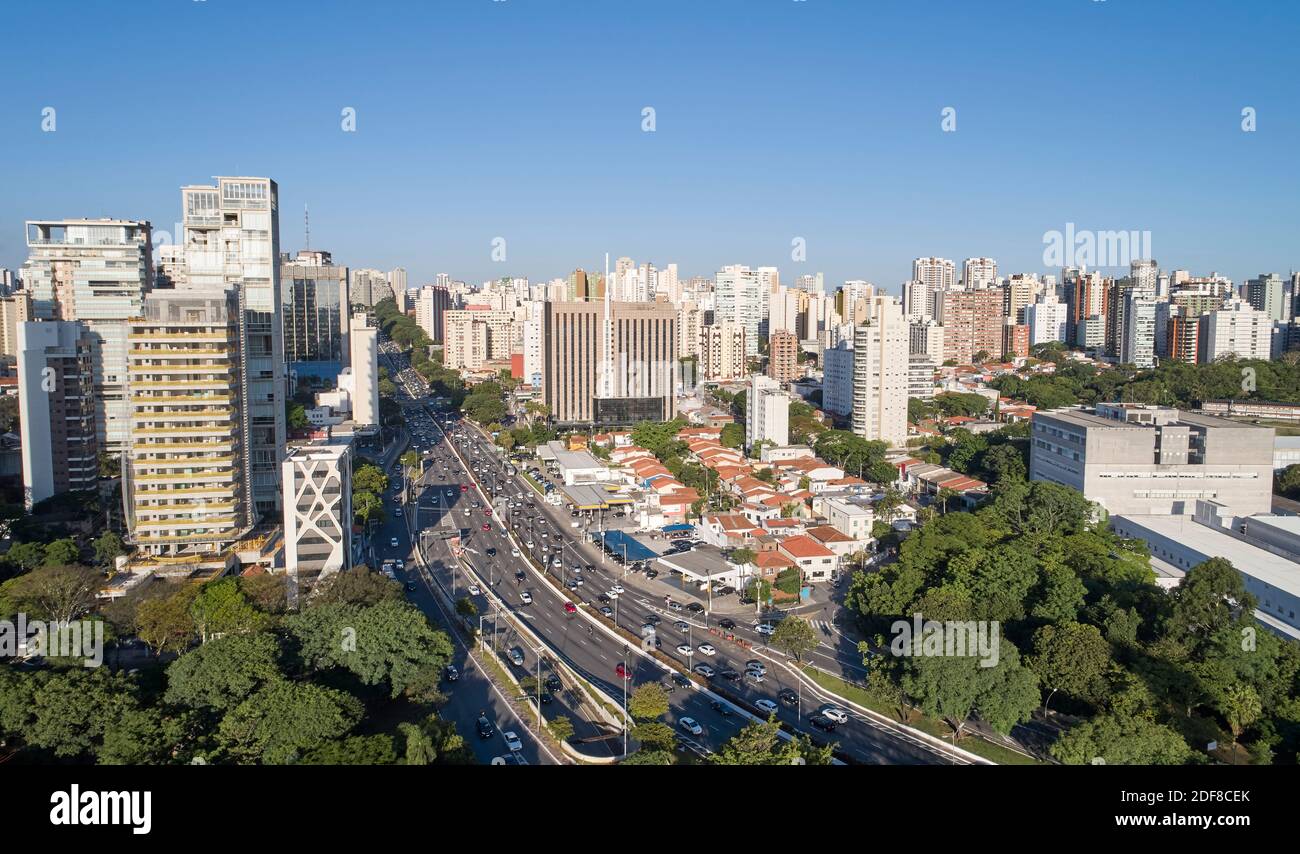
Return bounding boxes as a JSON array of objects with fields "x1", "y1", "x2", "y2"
[
  {"x1": 850, "y1": 297, "x2": 909, "y2": 446},
  {"x1": 181, "y1": 177, "x2": 285, "y2": 517},
  {"x1": 912, "y1": 257, "x2": 955, "y2": 295},
  {"x1": 350, "y1": 315, "x2": 379, "y2": 429},
  {"x1": 282, "y1": 439, "x2": 353, "y2": 587},
  {"x1": 768, "y1": 330, "x2": 800, "y2": 384},
  {"x1": 941, "y1": 289, "x2": 1003, "y2": 363},
  {"x1": 715, "y1": 265, "x2": 773, "y2": 357},
  {"x1": 746, "y1": 374, "x2": 789, "y2": 451},
  {"x1": 962, "y1": 257, "x2": 998, "y2": 289},
  {"x1": 281, "y1": 249, "x2": 350, "y2": 371}
]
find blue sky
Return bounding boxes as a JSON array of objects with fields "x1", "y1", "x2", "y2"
[{"x1": 1, "y1": 0, "x2": 1297, "y2": 293}]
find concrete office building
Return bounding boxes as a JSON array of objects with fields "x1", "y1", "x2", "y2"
[
  {"x1": 746, "y1": 374, "x2": 789, "y2": 451},
  {"x1": 17, "y1": 321, "x2": 99, "y2": 509},
  {"x1": 21, "y1": 218, "x2": 154, "y2": 455},
  {"x1": 415, "y1": 283, "x2": 452, "y2": 344},
  {"x1": 851, "y1": 297, "x2": 909, "y2": 446},
  {"x1": 822, "y1": 339, "x2": 854, "y2": 418},
  {"x1": 282, "y1": 439, "x2": 353, "y2": 585},
  {"x1": 123, "y1": 288, "x2": 255, "y2": 556},
  {"x1": 1029, "y1": 403, "x2": 1273, "y2": 518},
  {"x1": 544, "y1": 300, "x2": 677, "y2": 425},
  {"x1": 281, "y1": 249, "x2": 350, "y2": 371},
  {"x1": 349, "y1": 269, "x2": 388, "y2": 308},
  {"x1": 181, "y1": 177, "x2": 284, "y2": 517}
]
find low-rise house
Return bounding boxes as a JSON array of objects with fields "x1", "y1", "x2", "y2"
[{"x1": 777, "y1": 534, "x2": 838, "y2": 583}]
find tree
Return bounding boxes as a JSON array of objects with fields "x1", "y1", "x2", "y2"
[
  {"x1": 310, "y1": 566, "x2": 404, "y2": 607},
  {"x1": 628, "y1": 683, "x2": 671, "y2": 722},
  {"x1": 164, "y1": 632, "x2": 286, "y2": 712},
  {"x1": 189, "y1": 578, "x2": 270, "y2": 643},
  {"x1": 300, "y1": 734, "x2": 398, "y2": 765},
  {"x1": 455, "y1": 596, "x2": 477, "y2": 618},
  {"x1": 631, "y1": 721, "x2": 675, "y2": 751},
  {"x1": 1028, "y1": 622, "x2": 1111, "y2": 713},
  {"x1": 899, "y1": 638, "x2": 1039, "y2": 738},
  {"x1": 92, "y1": 532, "x2": 127, "y2": 567},
  {"x1": 549, "y1": 715, "x2": 575, "y2": 742},
  {"x1": 720, "y1": 423, "x2": 745, "y2": 449},
  {"x1": 1167, "y1": 557, "x2": 1255, "y2": 646},
  {"x1": 1051, "y1": 712, "x2": 1194, "y2": 765},
  {"x1": 8, "y1": 563, "x2": 101, "y2": 623},
  {"x1": 713, "y1": 718, "x2": 832, "y2": 765},
  {"x1": 285, "y1": 600, "x2": 455, "y2": 698},
  {"x1": 239, "y1": 573, "x2": 288, "y2": 614},
  {"x1": 1024, "y1": 482, "x2": 1093, "y2": 537},
  {"x1": 770, "y1": 617, "x2": 818, "y2": 661},
  {"x1": 135, "y1": 585, "x2": 199, "y2": 655},
  {"x1": 218, "y1": 681, "x2": 365, "y2": 765},
  {"x1": 728, "y1": 548, "x2": 756, "y2": 566},
  {"x1": 5, "y1": 541, "x2": 46, "y2": 573},
  {"x1": 42, "y1": 538, "x2": 82, "y2": 567},
  {"x1": 1220, "y1": 683, "x2": 1262, "y2": 754}
]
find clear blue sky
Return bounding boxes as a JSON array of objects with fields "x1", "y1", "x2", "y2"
[{"x1": 2, "y1": 0, "x2": 1297, "y2": 292}]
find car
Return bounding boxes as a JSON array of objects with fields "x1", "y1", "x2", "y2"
[
  {"x1": 778, "y1": 688, "x2": 799, "y2": 707},
  {"x1": 745, "y1": 659, "x2": 766, "y2": 676},
  {"x1": 519, "y1": 591, "x2": 533, "y2": 605},
  {"x1": 719, "y1": 667, "x2": 741, "y2": 682},
  {"x1": 610, "y1": 584, "x2": 624, "y2": 594},
  {"x1": 676, "y1": 644, "x2": 693, "y2": 655},
  {"x1": 685, "y1": 602, "x2": 705, "y2": 614},
  {"x1": 820, "y1": 706, "x2": 850, "y2": 725},
  {"x1": 678, "y1": 717, "x2": 703, "y2": 737},
  {"x1": 514, "y1": 569, "x2": 526, "y2": 583},
  {"x1": 389, "y1": 537, "x2": 399, "y2": 548},
  {"x1": 545, "y1": 674, "x2": 562, "y2": 692},
  {"x1": 525, "y1": 541, "x2": 535, "y2": 549},
  {"x1": 671, "y1": 620, "x2": 689, "y2": 633},
  {"x1": 809, "y1": 715, "x2": 837, "y2": 733},
  {"x1": 666, "y1": 600, "x2": 683, "y2": 612},
  {"x1": 394, "y1": 507, "x2": 403, "y2": 517},
  {"x1": 481, "y1": 523, "x2": 491, "y2": 531},
  {"x1": 476, "y1": 715, "x2": 495, "y2": 739},
  {"x1": 486, "y1": 547, "x2": 497, "y2": 557},
  {"x1": 644, "y1": 569, "x2": 658, "y2": 580},
  {"x1": 444, "y1": 665, "x2": 460, "y2": 682},
  {"x1": 552, "y1": 557, "x2": 562, "y2": 567},
  {"x1": 405, "y1": 582, "x2": 417, "y2": 592},
  {"x1": 709, "y1": 699, "x2": 732, "y2": 717},
  {"x1": 598, "y1": 593, "x2": 610, "y2": 604},
  {"x1": 599, "y1": 606, "x2": 614, "y2": 618},
  {"x1": 756, "y1": 623, "x2": 776, "y2": 636},
  {"x1": 563, "y1": 601, "x2": 577, "y2": 614},
  {"x1": 461, "y1": 484, "x2": 469, "y2": 492},
  {"x1": 696, "y1": 643, "x2": 716, "y2": 656},
  {"x1": 615, "y1": 662, "x2": 632, "y2": 680},
  {"x1": 463, "y1": 508, "x2": 471, "y2": 516},
  {"x1": 567, "y1": 579, "x2": 579, "y2": 590},
  {"x1": 755, "y1": 699, "x2": 779, "y2": 715},
  {"x1": 606, "y1": 589, "x2": 620, "y2": 599},
  {"x1": 693, "y1": 664, "x2": 716, "y2": 678},
  {"x1": 572, "y1": 576, "x2": 583, "y2": 587},
  {"x1": 468, "y1": 583, "x2": 481, "y2": 596},
  {"x1": 644, "y1": 614, "x2": 660, "y2": 625},
  {"x1": 503, "y1": 731, "x2": 523, "y2": 752},
  {"x1": 718, "y1": 618, "x2": 736, "y2": 630}
]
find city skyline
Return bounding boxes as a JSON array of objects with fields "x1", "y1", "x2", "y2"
[{"x1": 3, "y1": 0, "x2": 1298, "y2": 287}]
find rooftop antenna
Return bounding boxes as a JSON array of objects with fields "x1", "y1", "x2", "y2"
[{"x1": 304, "y1": 205, "x2": 311, "y2": 250}]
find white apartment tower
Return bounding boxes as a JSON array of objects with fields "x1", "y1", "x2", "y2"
[
  {"x1": 851, "y1": 297, "x2": 909, "y2": 446},
  {"x1": 181, "y1": 177, "x2": 285, "y2": 517},
  {"x1": 962, "y1": 257, "x2": 999, "y2": 289},
  {"x1": 282, "y1": 439, "x2": 353, "y2": 586},
  {"x1": 746, "y1": 374, "x2": 789, "y2": 451},
  {"x1": 716, "y1": 265, "x2": 774, "y2": 357},
  {"x1": 350, "y1": 315, "x2": 379, "y2": 429}
]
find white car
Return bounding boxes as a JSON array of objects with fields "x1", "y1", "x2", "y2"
[
  {"x1": 820, "y1": 706, "x2": 850, "y2": 725},
  {"x1": 755, "y1": 623, "x2": 776, "y2": 636},
  {"x1": 390, "y1": 537, "x2": 399, "y2": 548},
  {"x1": 520, "y1": 591, "x2": 533, "y2": 605},
  {"x1": 755, "y1": 699, "x2": 779, "y2": 715},
  {"x1": 610, "y1": 584, "x2": 624, "y2": 594},
  {"x1": 678, "y1": 717, "x2": 703, "y2": 737},
  {"x1": 511, "y1": 547, "x2": 520, "y2": 557},
  {"x1": 525, "y1": 541, "x2": 535, "y2": 549},
  {"x1": 394, "y1": 507, "x2": 403, "y2": 517},
  {"x1": 696, "y1": 643, "x2": 716, "y2": 656},
  {"x1": 606, "y1": 589, "x2": 620, "y2": 599},
  {"x1": 503, "y1": 731, "x2": 523, "y2": 753},
  {"x1": 693, "y1": 664, "x2": 716, "y2": 678},
  {"x1": 676, "y1": 644, "x2": 693, "y2": 656},
  {"x1": 468, "y1": 584, "x2": 481, "y2": 596}
]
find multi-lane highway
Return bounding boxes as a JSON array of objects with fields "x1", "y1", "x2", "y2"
[{"x1": 381, "y1": 338, "x2": 960, "y2": 764}]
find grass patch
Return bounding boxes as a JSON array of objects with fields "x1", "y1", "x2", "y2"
[
  {"x1": 522, "y1": 473, "x2": 546, "y2": 495},
  {"x1": 800, "y1": 666, "x2": 1047, "y2": 766}
]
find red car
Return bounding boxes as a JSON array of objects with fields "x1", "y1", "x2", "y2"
[
  {"x1": 460, "y1": 484, "x2": 469, "y2": 492},
  {"x1": 563, "y1": 602, "x2": 577, "y2": 614},
  {"x1": 615, "y1": 662, "x2": 632, "y2": 680},
  {"x1": 484, "y1": 507, "x2": 493, "y2": 515},
  {"x1": 481, "y1": 523, "x2": 491, "y2": 531}
]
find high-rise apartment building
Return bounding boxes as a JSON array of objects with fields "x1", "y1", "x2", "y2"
[
  {"x1": 349, "y1": 315, "x2": 379, "y2": 429},
  {"x1": 908, "y1": 319, "x2": 945, "y2": 364},
  {"x1": 181, "y1": 177, "x2": 284, "y2": 517},
  {"x1": 908, "y1": 352, "x2": 938, "y2": 401},
  {"x1": 388, "y1": 268, "x2": 408, "y2": 309},
  {"x1": 282, "y1": 439, "x2": 353, "y2": 586},
  {"x1": 0, "y1": 292, "x2": 33, "y2": 358},
  {"x1": 443, "y1": 308, "x2": 517, "y2": 371},
  {"x1": 17, "y1": 321, "x2": 99, "y2": 509},
  {"x1": 1246, "y1": 273, "x2": 1288, "y2": 322},
  {"x1": 1120, "y1": 289, "x2": 1157, "y2": 368},
  {"x1": 1201, "y1": 298, "x2": 1273, "y2": 361},
  {"x1": 746, "y1": 374, "x2": 789, "y2": 451},
  {"x1": 415, "y1": 284, "x2": 452, "y2": 343},
  {"x1": 715, "y1": 265, "x2": 774, "y2": 357},
  {"x1": 822, "y1": 339, "x2": 854, "y2": 418},
  {"x1": 768, "y1": 330, "x2": 800, "y2": 384},
  {"x1": 700, "y1": 322, "x2": 747, "y2": 382},
  {"x1": 962, "y1": 257, "x2": 998, "y2": 289},
  {"x1": 1002, "y1": 274, "x2": 1037, "y2": 323},
  {"x1": 281, "y1": 249, "x2": 350, "y2": 369},
  {"x1": 941, "y1": 289, "x2": 1003, "y2": 363},
  {"x1": 123, "y1": 288, "x2": 255, "y2": 557},
  {"x1": 912, "y1": 258, "x2": 955, "y2": 295},
  {"x1": 22, "y1": 219, "x2": 153, "y2": 454},
  {"x1": 349, "y1": 269, "x2": 388, "y2": 308},
  {"x1": 850, "y1": 297, "x2": 909, "y2": 446},
  {"x1": 1025, "y1": 293, "x2": 1069, "y2": 346}
]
